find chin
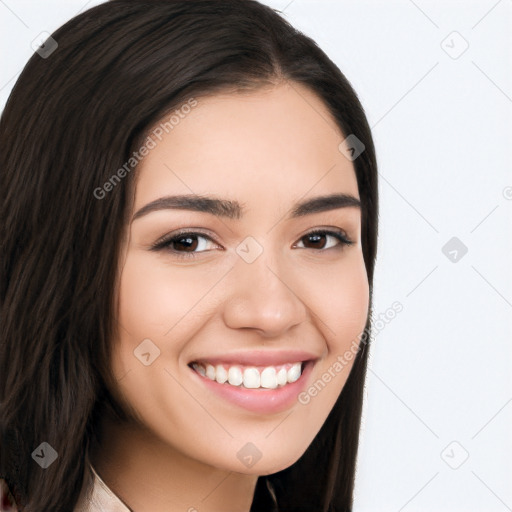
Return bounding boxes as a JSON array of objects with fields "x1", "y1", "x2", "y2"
[{"x1": 251, "y1": 449, "x2": 307, "y2": 476}]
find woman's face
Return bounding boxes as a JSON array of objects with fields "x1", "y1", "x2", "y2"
[{"x1": 111, "y1": 81, "x2": 369, "y2": 475}]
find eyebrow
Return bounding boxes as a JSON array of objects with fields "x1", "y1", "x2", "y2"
[{"x1": 132, "y1": 193, "x2": 361, "y2": 221}]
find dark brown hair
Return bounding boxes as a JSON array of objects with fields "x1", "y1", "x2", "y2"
[{"x1": 0, "y1": 1, "x2": 378, "y2": 510}]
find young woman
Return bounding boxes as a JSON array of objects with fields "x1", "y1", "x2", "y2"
[{"x1": 0, "y1": 1, "x2": 379, "y2": 510}]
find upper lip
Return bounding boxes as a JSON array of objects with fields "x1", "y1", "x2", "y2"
[{"x1": 189, "y1": 349, "x2": 320, "y2": 367}]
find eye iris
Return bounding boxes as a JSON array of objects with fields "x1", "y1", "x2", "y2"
[
  {"x1": 174, "y1": 235, "x2": 198, "y2": 252},
  {"x1": 305, "y1": 233, "x2": 326, "y2": 249}
]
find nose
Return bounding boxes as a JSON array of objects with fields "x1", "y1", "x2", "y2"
[{"x1": 222, "y1": 251, "x2": 307, "y2": 338}]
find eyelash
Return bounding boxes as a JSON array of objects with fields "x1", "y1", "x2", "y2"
[{"x1": 151, "y1": 228, "x2": 354, "y2": 260}]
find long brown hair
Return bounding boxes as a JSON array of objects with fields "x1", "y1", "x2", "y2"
[{"x1": 0, "y1": 1, "x2": 378, "y2": 510}]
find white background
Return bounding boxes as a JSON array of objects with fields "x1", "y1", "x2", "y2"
[{"x1": 1, "y1": 1, "x2": 511, "y2": 510}]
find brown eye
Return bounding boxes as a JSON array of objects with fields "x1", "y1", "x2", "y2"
[
  {"x1": 296, "y1": 229, "x2": 353, "y2": 251},
  {"x1": 172, "y1": 234, "x2": 200, "y2": 252},
  {"x1": 151, "y1": 231, "x2": 219, "y2": 259},
  {"x1": 302, "y1": 232, "x2": 329, "y2": 249}
]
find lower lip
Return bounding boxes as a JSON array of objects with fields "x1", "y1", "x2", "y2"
[{"x1": 189, "y1": 360, "x2": 315, "y2": 414}]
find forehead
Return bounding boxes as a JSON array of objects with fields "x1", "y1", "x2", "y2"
[{"x1": 132, "y1": 82, "x2": 359, "y2": 213}]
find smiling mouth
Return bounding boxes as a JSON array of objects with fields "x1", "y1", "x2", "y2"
[{"x1": 188, "y1": 360, "x2": 307, "y2": 390}]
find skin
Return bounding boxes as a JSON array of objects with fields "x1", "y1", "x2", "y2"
[{"x1": 90, "y1": 80, "x2": 369, "y2": 512}]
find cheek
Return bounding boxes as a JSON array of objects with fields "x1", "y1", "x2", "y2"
[
  {"x1": 313, "y1": 252, "x2": 370, "y2": 344},
  {"x1": 111, "y1": 251, "x2": 191, "y2": 385},
  {"x1": 115, "y1": 251, "x2": 214, "y2": 343},
  {"x1": 336, "y1": 259, "x2": 369, "y2": 338},
  {"x1": 304, "y1": 254, "x2": 368, "y2": 395},
  {"x1": 111, "y1": 249, "x2": 231, "y2": 393}
]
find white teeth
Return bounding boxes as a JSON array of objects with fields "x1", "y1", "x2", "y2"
[
  {"x1": 228, "y1": 366, "x2": 243, "y2": 386},
  {"x1": 287, "y1": 362, "x2": 302, "y2": 383},
  {"x1": 260, "y1": 367, "x2": 277, "y2": 389},
  {"x1": 276, "y1": 367, "x2": 287, "y2": 386},
  {"x1": 192, "y1": 361, "x2": 305, "y2": 389},
  {"x1": 205, "y1": 363, "x2": 216, "y2": 380},
  {"x1": 243, "y1": 368, "x2": 260, "y2": 389},
  {"x1": 215, "y1": 364, "x2": 228, "y2": 384}
]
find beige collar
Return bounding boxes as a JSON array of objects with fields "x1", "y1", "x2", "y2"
[{"x1": 73, "y1": 464, "x2": 133, "y2": 512}]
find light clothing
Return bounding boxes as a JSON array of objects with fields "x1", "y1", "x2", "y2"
[
  {"x1": 0, "y1": 465, "x2": 132, "y2": 512},
  {"x1": 73, "y1": 464, "x2": 132, "y2": 512}
]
